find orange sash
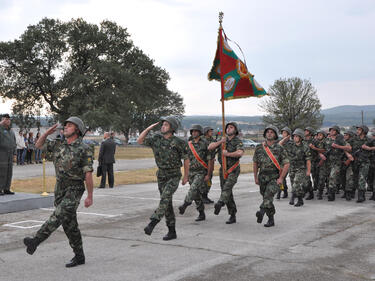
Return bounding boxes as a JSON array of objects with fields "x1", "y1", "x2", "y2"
[
  {"x1": 262, "y1": 143, "x2": 281, "y2": 171},
  {"x1": 188, "y1": 141, "x2": 208, "y2": 169},
  {"x1": 224, "y1": 160, "x2": 240, "y2": 179}
]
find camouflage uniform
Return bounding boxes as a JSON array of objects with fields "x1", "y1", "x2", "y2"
[
  {"x1": 183, "y1": 137, "x2": 211, "y2": 211},
  {"x1": 280, "y1": 139, "x2": 294, "y2": 197},
  {"x1": 289, "y1": 142, "x2": 311, "y2": 197},
  {"x1": 314, "y1": 138, "x2": 329, "y2": 198},
  {"x1": 201, "y1": 134, "x2": 217, "y2": 196},
  {"x1": 326, "y1": 136, "x2": 345, "y2": 199},
  {"x1": 352, "y1": 135, "x2": 372, "y2": 193},
  {"x1": 216, "y1": 136, "x2": 244, "y2": 216},
  {"x1": 253, "y1": 143, "x2": 289, "y2": 216},
  {"x1": 35, "y1": 137, "x2": 93, "y2": 254},
  {"x1": 144, "y1": 133, "x2": 188, "y2": 226},
  {"x1": 303, "y1": 136, "x2": 314, "y2": 196},
  {"x1": 0, "y1": 124, "x2": 16, "y2": 193}
]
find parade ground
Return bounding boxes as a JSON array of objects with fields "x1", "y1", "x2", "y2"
[{"x1": 1, "y1": 173, "x2": 375, "y2": 281}]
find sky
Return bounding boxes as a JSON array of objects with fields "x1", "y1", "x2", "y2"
[{"x1": 0, "y1": 0, "x2": 374, "y2": 116}]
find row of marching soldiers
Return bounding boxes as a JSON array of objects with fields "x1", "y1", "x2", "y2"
[{"x1": 277, "y1": 125, "x2": 375, "y2": 205}]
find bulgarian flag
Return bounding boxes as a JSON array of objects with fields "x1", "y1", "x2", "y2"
[{"x1": 208, "y1": 27, "x2": 267, "y2": 100}]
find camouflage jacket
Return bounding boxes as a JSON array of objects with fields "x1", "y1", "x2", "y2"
[
  {"x1": 187, "y1": 137, "x2": 212, "y2": 173},
  {"x1": 288, "y1": 142, "x2": 311, "y2": 171},
  {"x1": 217, "y1": 136, "x2": 244, "y2": 168},
  {"x1": 144, "y1": 133, "x2": 188, "y2": 170},
  {"x1": 253, "y1": 142, "x2": 289, "y2": 176},
  {"x1": 204, "y1": 135, "x2": 218, "y2": 160},
  {"x1": 0, "y1": 125, "x2": 16, "y2": 154},
  {"x1": 311, "y1": 139, "x2": 327, "y2": 162},
  {"x1": 351, "y1": 136, "x2": 373, "y2": 162},
  {"x1": 326, "y1": 137, "x2": 346, "y2": 162},
  {"x1": 44, "y1": 137, "x2": 93, "y2": 181},
  {"x1": 281, "y1": 139, "x2": 294, "y2": 157}
]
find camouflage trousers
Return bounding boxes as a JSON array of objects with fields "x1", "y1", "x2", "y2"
[
  {"x1": 0, "y1": 152, "x2": 13, "y2": 191},
  {"x1": 289, "y1": 168, "x2": 307, "y2": 197},
  {"x1": 317, "y1": 162, "x2": 328, "y2": 192},
  {"x1": 344, "y1": 163, "x2": 354, "y2": 192},
  {"x1": 184, "y1": 172, "x2": 205, "y2": 212},
  {"x1": 201, "y1": 173, "x2": 213, "y2": 195},
  {"x1": 218, "y1": 166, "x2": 240, "y2": 216},
  {"x1": 35, "y1": 180, "x2": 85, "y2": 253},
  {"x1": 367, "y1": 162, "x2": 375, "y2": 190},
  {"x1": 282, "y1": 171, "x2": 289, "y2": 192},
  {"x1": 353, "y1": 161, "x2": 370, "y2": 192},
  {"x1": 150, "y1": 169, "x2": 181, "y2": 227},
  {"x1": 311, "y1": 161, "x2": 320, "y2": 190},
  {"x1": 258, "y1": 172, "x2": 279, "y2": 216},
  {"x1": 328, "y1": 161, "x2": 341, "y2": 193}
]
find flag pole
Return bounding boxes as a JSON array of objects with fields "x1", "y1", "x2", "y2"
[{"x1": 218, "y1": 12, "x2": 227, "y2": 178}]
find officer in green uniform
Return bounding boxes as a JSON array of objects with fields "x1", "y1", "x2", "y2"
[
  {"x1": 341, "y1": 130, "x2": 356, "y2": 200},
  {"x1": 310, "y1": 130, "x2": 328, "y2": 200},
  {"x1": 0, "y1": 114, "x2": 16, "y2": 195},
  {"x1": 253, "y1": 126, "x2": 289, "y2": 227},
  {"x1": 208, "y1": 122, "x2": 244, "y2": 224},
  {"x1": 178, "y1": 125, "x2": 213, "y2": 222},
  {"x1": 288, "y1": 128, "x2": 311, "y2": 207},
  {"x1": 202, "y1": 126, "x2": 216, "y2": 204},
  {"x1": 24, "y1": 117, "x2": 94, "y2": 268},
  {"x1": 278, "y1": 126, "x2": 293, "y2": 199},
  {"x1": 138, "y1": 116, "x2": 189, "y2": 240}
]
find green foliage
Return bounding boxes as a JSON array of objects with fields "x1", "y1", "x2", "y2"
[
  {"x1": 0, "y1": 18, "x2": 184, "y2": 139},
  {"x1": 260, "y1": 77, "x2": 323, "y2": 131}
]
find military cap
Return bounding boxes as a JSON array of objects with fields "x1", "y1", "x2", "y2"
[
  {"x1": 263, "y1": 125, "x2": 279, "y2": 140},
  {"x1": 64, "y1": 116, "x2": 85, "y2": 136},
  {"x1": 329, "y1": 125, "x2": 340, "y2": 134},
  {"x1": 190, "y1": 124, "x2": 203, "y2": 136},
  {"x1": 281, "y1": 126, "x2": 292, "y2": 136},
  {"x1": 305, "y1": 127, "x2": 316, "y2": 135},
  {"x1": 203, "y1": 126, "x2": 213, "y2": 135},
  {"x1": 226, "y1": 121, "x2": 239, "y2": 135},
  {"x1": 356, "y1": 125, "x2": 369, "y2": 134},
  {"x1": 160, "y1": 116, "x2": 179, "y2": 132},
  {"x1": 292, "y1": 128, "x2": 305, "y2": 140},
  {"x1": 316, "y1": 129, "x2": 327, "y2": 137}
]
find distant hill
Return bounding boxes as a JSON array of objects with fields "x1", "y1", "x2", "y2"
[{"x1": 181, "y1": 105, "x2": 375, "y2": 129}]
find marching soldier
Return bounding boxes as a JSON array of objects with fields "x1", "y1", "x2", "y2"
[
  {"x1": 288, "y1": 128, "x2": 311, "y2": 207},
  {"x1": 311, "y1": 130, "x2": 328, "y2": 200},
  {"x1": 138, "y1": 116, "x2": 189, "y2": 240},
  {"x1": 368, "y1": 132, "x2": 375, "y2": 200},
  {"x1": 352, "y1": 125, "x2": 373, "y2": 202},
  {"x1": 178, "y1": 125, "x2": 213, "y2": 222},
  {"x1": 341, "y1": 130, "x2": 356, "y2": 200},
  {"x1": 201, "y1": 126, "x2": 216, "y2": 204},
  {"x1": 253, "y1": 126, "x2": 289, "y2": 227},
  {"x1": 278, "y1": 126, "x2": 293, "y2": 199},
  {"x1": 208, "y1": 122, "x2": 244, "y2": 224},
  {"x1": 24, "y1": 117, "x2": 94, "y2": 268},
  {"x1": 304, "y1": 127, "x2": 316, "y2": 200}
]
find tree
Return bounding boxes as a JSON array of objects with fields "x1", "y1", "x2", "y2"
[
  {"x1": 0, "y1": 18, "x2": 184, "y2": 139},
  {"x1": 260, "y1": 77, "x2": 323, "y2": 131}
]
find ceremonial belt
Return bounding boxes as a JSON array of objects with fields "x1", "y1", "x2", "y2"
[
  {"x1": 262, "y1": 143, "x2": 281, "y2": 171},
  {"x1": 224, "y1": 160, "x2": 240, "y2": 179},
  {"x1": 188, "y1": 141, "x2": 208, "y2": 169}
]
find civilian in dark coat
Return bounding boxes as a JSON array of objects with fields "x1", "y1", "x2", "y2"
[{"x1": 98, "y1": 132, "x2": 116, "y2": 188}]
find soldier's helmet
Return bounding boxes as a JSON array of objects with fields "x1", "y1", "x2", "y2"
[
  {"x1": 292, "y1": 128, "x2": 305, "y2": 140},
  {"x1": 343, "y1": 130, "x2": 355, "y2": 137},
  {"x1": 281, "y1": 126, "x2": 292, "y2": 136},
  {"x1": 160, "y1": 116, "x2": 179, "y2": 132},
  {"x1": 203, "y1": 126, "x2": 213, "y2": 135},
  {"x1": 316, "y1": 129, "x2": 327, "y2": 137},
  {"x1": 356, "y1": 125, "x2": 369, "y2": 134},
  {"x1": 329, "y1": 125, "x2": 340, "y2": 134},
  {"x1": 305, "y1": 126, "x2": 316, "y2": 135},
  {"x1": 64, "y1": 116, "x2": 85, "y2": 136},
  {"x1": 225, "y1": 121, "x2": 239, "y2": 135},
  {"x1": 190, "y1": 124, "x2": 203, "y2": 136},
  {"x1": 334, "y1": 134, "x2": 346, "y2": 146},
  {"x1": 263, "y1": 125, "x2": 279, "y2": 140}
]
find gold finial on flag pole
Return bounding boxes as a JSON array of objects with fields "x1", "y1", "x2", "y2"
[{"x1": 219, "y1": 12, "x2": 224, "y2": 27}]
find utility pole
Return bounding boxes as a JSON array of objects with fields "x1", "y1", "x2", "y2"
[{"x1": 361, "y1": 110, "x2": 364, "y2": 125}]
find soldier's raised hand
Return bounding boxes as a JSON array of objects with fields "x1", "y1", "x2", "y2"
[{"x1": 45, "y1": 124, "x2": 59, "y2": 136}]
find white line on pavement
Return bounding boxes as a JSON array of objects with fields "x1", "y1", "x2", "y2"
[
  {"x1": 3, "y1": 220, "x2": 44, "y2": 229},
  {"x1": 94, "y1": 194, "x2": 184, "y2": 202},
  {"x1": 39, "y1": 208, "x2": 122, "y2": 218}
]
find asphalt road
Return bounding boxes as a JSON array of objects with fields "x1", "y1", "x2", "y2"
[
  {"x1": 1, "y1": 174, "x2": 375, "y2": 281},
  {"x1": 12, "y1": 156, "x2": 254, "y2": 179}
]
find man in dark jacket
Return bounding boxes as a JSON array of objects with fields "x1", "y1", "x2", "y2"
[{"x1": 98, "y1": 132, "x2": 116, "y2": 188}]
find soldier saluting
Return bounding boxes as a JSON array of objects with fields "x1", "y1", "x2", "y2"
[
  {"x1": 208, "y1": 122, "x2": 244, "y2": 224},
  {"x1": 24, "y1": 117, "x2": 94, "y2": 268},
  {"x1": 138, "y1": 116, "x2": 189, "y2": 241}
]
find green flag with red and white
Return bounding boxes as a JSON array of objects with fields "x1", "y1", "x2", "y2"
[{"x1": 208, "y1": 28, "x2": 267, "y2": 100}]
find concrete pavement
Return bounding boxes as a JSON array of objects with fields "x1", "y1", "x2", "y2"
[{"x1": 1, "y1": 173, "x2": 375, "y2": 280}]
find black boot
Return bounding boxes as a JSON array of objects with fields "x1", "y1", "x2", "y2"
[
  {"x1": 195, "y1": 210, "x2": 206, "y2": 221},
  {"x1": 282, "y1": 190, "x2": 288, "y2": 198},
  {"x1": 226, "y1": 214, "x2": 236, "y2": 224},
  {"x1": 202, "y1": 192, "x2": 214, "y2": 204},
  {"x1": 346, "y1": 191, "x2": 352, "y2": 201},
  {"x1": 23, "y1": 237, "x2": 41, "y2": 255},
  {"x1": 276, "y1": 190, "x2": 281, "y2": 199},
  {"x1": 289, "y1": 192, "x2": 296, "y2": 205},
  {"x1": 66, "y1": 250, "x2": 85, "y2": 268},
  {"x1": 356, "y1": 190, "x2": 365, "y2": 203},
  {"x1": 369, "y1": 191, "x2": 375, "y2": 201},
  {"x1": 256, "y1": 208, "x2": 265, "y2": 224},
  {"x1": 317, "y1": 190, "x2": 323, "y2": 200},
  {"x1": 264, "y1": 214, "x2": 275, "y2": 227},
  {"x1": 163, "y1": 225, "x2": 177, "y2": 241},
  {"x1": 294, "y1": 196, "x2": 304, "y2": 207},
  {"x1": 214, "y1": 201, "x2": 225, "y2": 215},
  {"x1": 144, "y1": 219, "x2": 159, "y2": 235},
  {"x1": 178, "y1": 201, "x2": 191, "y2": 215},
  {"x1": 305, "y1": 190, "x2": 314, "y2": 200},
  {"x1": 328, "y1": 192, "x2": 336, "y2": 201}
]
